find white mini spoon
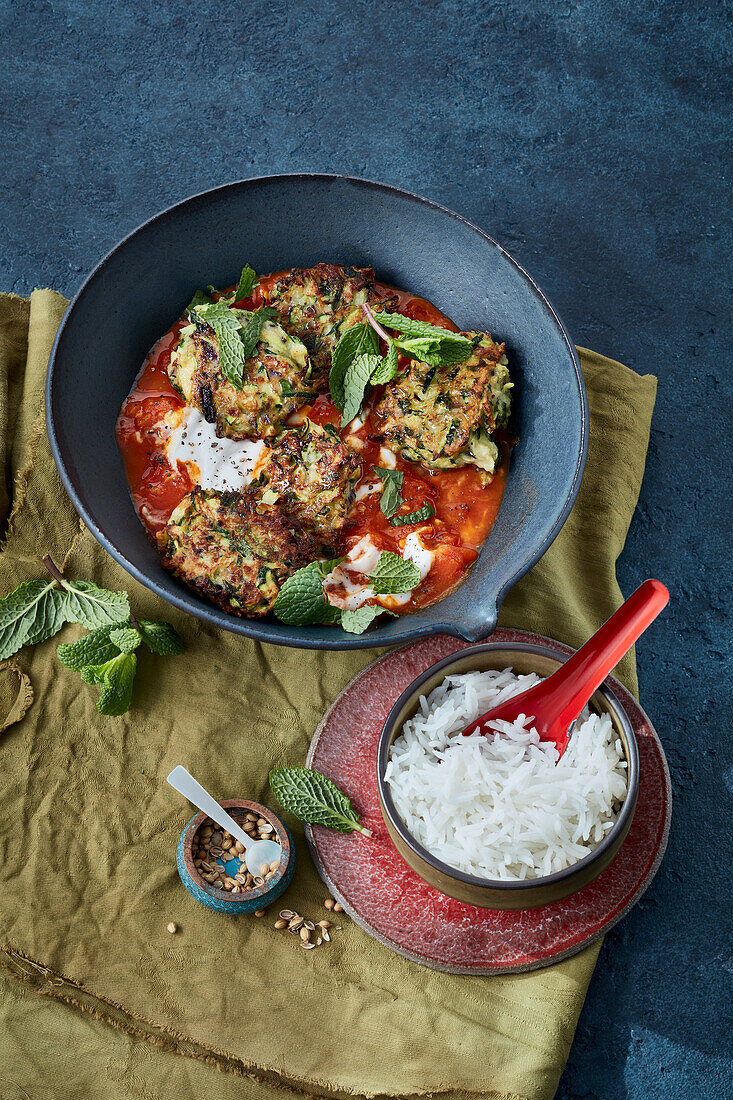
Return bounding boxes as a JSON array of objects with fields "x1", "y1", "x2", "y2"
[{"x1": 167, "y1": 766, "x2": 282, "y2": 878}]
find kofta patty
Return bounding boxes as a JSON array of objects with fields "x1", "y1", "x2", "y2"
[
  {"x1": 157, "y1": 486, "x2": 316, "y2": 617},
  {"x1": 266, "y1": 263, "x2": 393, "y2": 383},
  {"x1": 252, "y1": 422, "x2": 361, "y2": 544},
  {"x1": 168, "y1": 312, "x2": 315, "y2": 440},
  {"x1": 372, "y1": 333, "x2": 512, "y2": 479}
]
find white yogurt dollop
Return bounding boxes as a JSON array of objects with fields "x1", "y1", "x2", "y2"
[
  {"x1": 322, "y1": 532, "x2": 435, "y2": 612},
  {"x1": 166, "y1": 409, "x2": 267, "y2": 493}
]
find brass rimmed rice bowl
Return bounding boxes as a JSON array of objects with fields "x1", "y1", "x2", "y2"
[{"x1": 376, "y1": 641, "x2": 639, "y2": 910}]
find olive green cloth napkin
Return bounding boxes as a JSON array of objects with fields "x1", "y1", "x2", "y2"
[{"x1": 0, "y1": 291, "x2": 656, "y2": 1100}]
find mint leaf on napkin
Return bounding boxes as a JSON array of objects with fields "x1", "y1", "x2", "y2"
[
  {"x1": 82, "y1": 652, "x2": 138, "y2": 717},
  {"x1": 137, "y1": 620, "x2": 185, "y2": 655},
  {"x1": 269, "y1": 766, "x2": 371, "y2": 835}
]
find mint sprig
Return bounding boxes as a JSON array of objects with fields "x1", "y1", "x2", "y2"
[
  {"x1": 389, "y1": 502, "x2": 436, "y2": 526},
  {"x1": 241, "y1": 305, "x2": 278, "y2": 358},
  {"x1": 340, "y1": 353, "x2": 381, "y2": 427},
  {"x1": 269, "y1": 766, "x2": 372, "y2": 835},
  {"x1": 374, "y1": 467, "x2": 403, "y2": 519},
  {"x1": 272, "y1": 558, "x2": 344, "y2": 626},
  {"x1": 368, "y1": 310, "x2": 473, "y2": 368},
  {"x1": 369, "y1": 340, "x2": 400, "y2": 385},
  {"x1": 194, "y1": 301, "x2": 248, "y2": 389},
  {"x1": 367, "y1": 552, "x2": 421, "y2": 594},
  {"x1": 272, "y1": 551, "x2": 422, "y2": 633},
  {"x1": 233, "y1": 264, "x2": 259, "y2": 303},
  {"x1": 0, "y1": 556, "x2": 184, "y2": 717}
]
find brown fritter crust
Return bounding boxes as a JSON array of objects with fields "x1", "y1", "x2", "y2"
[
  {"x1": 252, "y1": 422, "x2": 361, "y2": 547},
  {"x1": 168, "y1": 315, "x2": 316, "y2": 440},
  {"x1": 265, "y1": 263, "x2": 393, "y2": 384},
  {"x1": 371, "y1": 333, "x2": 510, "y2": 470},
  {"x1": 157, "y1": 487, "x2": 316, "y2": 617}
]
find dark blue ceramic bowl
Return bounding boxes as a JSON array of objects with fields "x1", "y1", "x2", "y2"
[{"x1": 46, "y1": 174, "x2": 587, "y2": 649}]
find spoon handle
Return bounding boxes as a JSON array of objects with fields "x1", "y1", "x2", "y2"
[
  {"x1": 166, "y1": 766, "x2": 252, "y2": 850},
  {"x1": 544, "y1": 579, "x2": 669, "y2": 734}
]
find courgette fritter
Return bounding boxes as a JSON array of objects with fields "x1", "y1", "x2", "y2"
[
  {"x1": 168, "y1": 313, "x2": 315, "y2": 440},
  {"x1": 266, "y1": 263, "x2": 392, "y2": 383},
  {"x1": 253, "y1": 422, "x2": 361, "y2": 545},
  {"x1": 372, "y1": 333, "x2": 512, "y2": 480},
  {"x1": 157, "y1": 487, "x2": 317, "y2": 617}
]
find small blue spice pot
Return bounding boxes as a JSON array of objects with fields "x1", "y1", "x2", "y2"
[{"x1": 176, "y1": 798, "x2": 295, "y2": 915}]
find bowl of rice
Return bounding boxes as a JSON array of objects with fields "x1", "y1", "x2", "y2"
[{"x1": 377, "y1": 641, "x2": 639, "y2": 909}]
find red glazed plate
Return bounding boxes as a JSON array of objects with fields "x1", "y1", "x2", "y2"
[{"x1": 305, "y1": 629, "x2": 671, "y2": 974}]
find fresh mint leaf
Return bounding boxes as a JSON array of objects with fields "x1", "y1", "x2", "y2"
[
  {"x1": 367, "y1": 552, "x2": 422, "y2": 595},
  {"x1": 374, "y1": 466, "x2": 403, "y2": 519},
  {"x1": 233, "y1": 264, "x2": 259, "y2": 303},
  {"x1": 389, "y1": 502, "x2": 436, "y2": 526},
  {"x1": 83, "y1": 652, "x2": 137, "y2": 716},
  {"x1": 369, "y1": 339, "x2": 400, "y2": 385},
  {"x1": 59, "y1": 580, "x2": 130, "y2": 630},
  {"x1": 21, "y1": 588, "x2": 72, "y2": 647},
  {"x1": 372, "y1": 311, "x2": 470, "y2": 341},
  {"x1": 0, "y1": 580, "x2": 56, "y2": 660},
  {"x1": 340, "y1": 605, "x2": 395, "y2": 634},
  {"x1": 341, "y1": 353, "x2": 381, "y2": 427},
  {"x1": 186, "y1": 288, "x2": 214, "y2": 313},
  {"x1": 394, "y1": 334, "x2": 473, "y2": 368},
  {"x1": 329, "y1": 323, "x2": 379, "y2": 409},
  {"x1": 240, "y1": 306, "x2": 278, "y2": 358},
  {"x1": 137, "y1": 620, "x2": 184, "y2": 656},
  {"x1": 109, "y1": 626, "x2": 141, "y2": 654},
  {"x1": 272, "y1": 559, "x2": 343, "y2": 626},
  {"x1": 269, "y1": 766, "x2": 370, "y2": 834},
  {"x1": 194, "y1": 301, "x2": 247, "y2": 389},
  {"x1": 57, "y1": 624, "x2": 120, "y2": 670}
]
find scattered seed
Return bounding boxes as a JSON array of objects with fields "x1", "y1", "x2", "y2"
[
  {"x1": 317, "y1": 920, "x2": 331, "y2": 930},
  {"x1": 324, "y1": 899, "x2": 335, "y2": 910},
  {"x1": 333, "y1": 903, "x2": 343, "y2": 913},
  {"x1": 254, "y1": 909, "x2": 265, "y2": 917},
  {"x1": 274, "y1": 919, "x2": 288, "y2": 929},
  {"x1": 303, "y1": 920, "x2": 315, "y2": 931},
  {"x1": 280, "y1": 910, "x2": 295, "y2": 920},
  {"x1": 316, "y1": 936, "x2": 322, "y2": 945},
  {"x1": 301, "y1": 941, "x2": 316, "y2": 949},
  {"x1": 300, "y1": 927, "x2": 311, "y2": 942},
  {"x1": 289, "y1": 916, "x2": 304, "y2": 930},
  {"x1": 322, "y1": 930, "x2": 331, "y2": 942},
  {"x1": 167, "y1": 922, "x2": 178, "y2": 934}
]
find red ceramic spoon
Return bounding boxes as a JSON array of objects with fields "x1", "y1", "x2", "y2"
[{"x1": 463, "y1": 579, "x2": 670, "y2": 758}]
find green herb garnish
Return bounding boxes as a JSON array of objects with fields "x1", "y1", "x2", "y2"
[
  {"x1": 368, "y1": 310, "x2": 474, "y2": 368},
  {"x1": 233, "y1": 263, "x2": 259, "y2": 303},
  {"x1": 369, "y1": 339, "x2": 400, "y2": 384},
  {"x1": 193, "y1": 301, "x2": 248, "y2": 389},
  {"x1": 374, "y1": 466, "x2": 404, "y2": 519},
  {"x1": 272, "y1": 558, "x2": 344, "y2": 626},
  {"x1": 272, "y1": 550, "x2": 421, "y2": 633},
  {"x1": 269, "y1": 766, "x2": 372, "y2": 835},
  {"x1": 240, "y1": 305, "x2": 278, "y2": 358},
  {"x1": 367, "y1": 551, "x2": 422, "y2": 594},
  {"x1": 339, "y1": 353, "x2": 381, "y2": 427},
  {"x1": 389, "y1": 502, "x2": 436, "y2": 526},
  {"x1": 0, "y1": 556, "x2": 183, "y2": 716}
]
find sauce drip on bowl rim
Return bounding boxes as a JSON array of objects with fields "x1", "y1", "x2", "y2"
[{"x1": 115, "y1": 275, "x2": 510, "y2": 615}]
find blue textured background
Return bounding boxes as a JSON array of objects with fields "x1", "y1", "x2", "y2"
[{"x1": 1, "y1": 1, "x2": 731, "y2": 1096}]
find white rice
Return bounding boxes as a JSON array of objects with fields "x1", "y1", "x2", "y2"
[{"x1": 384, "y1": 667, "x2": 628, "y2": 881}]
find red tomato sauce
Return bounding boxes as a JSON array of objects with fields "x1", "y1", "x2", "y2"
[{"x1": 115, "y1": 276, "x2": 509, "y2": 612}]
